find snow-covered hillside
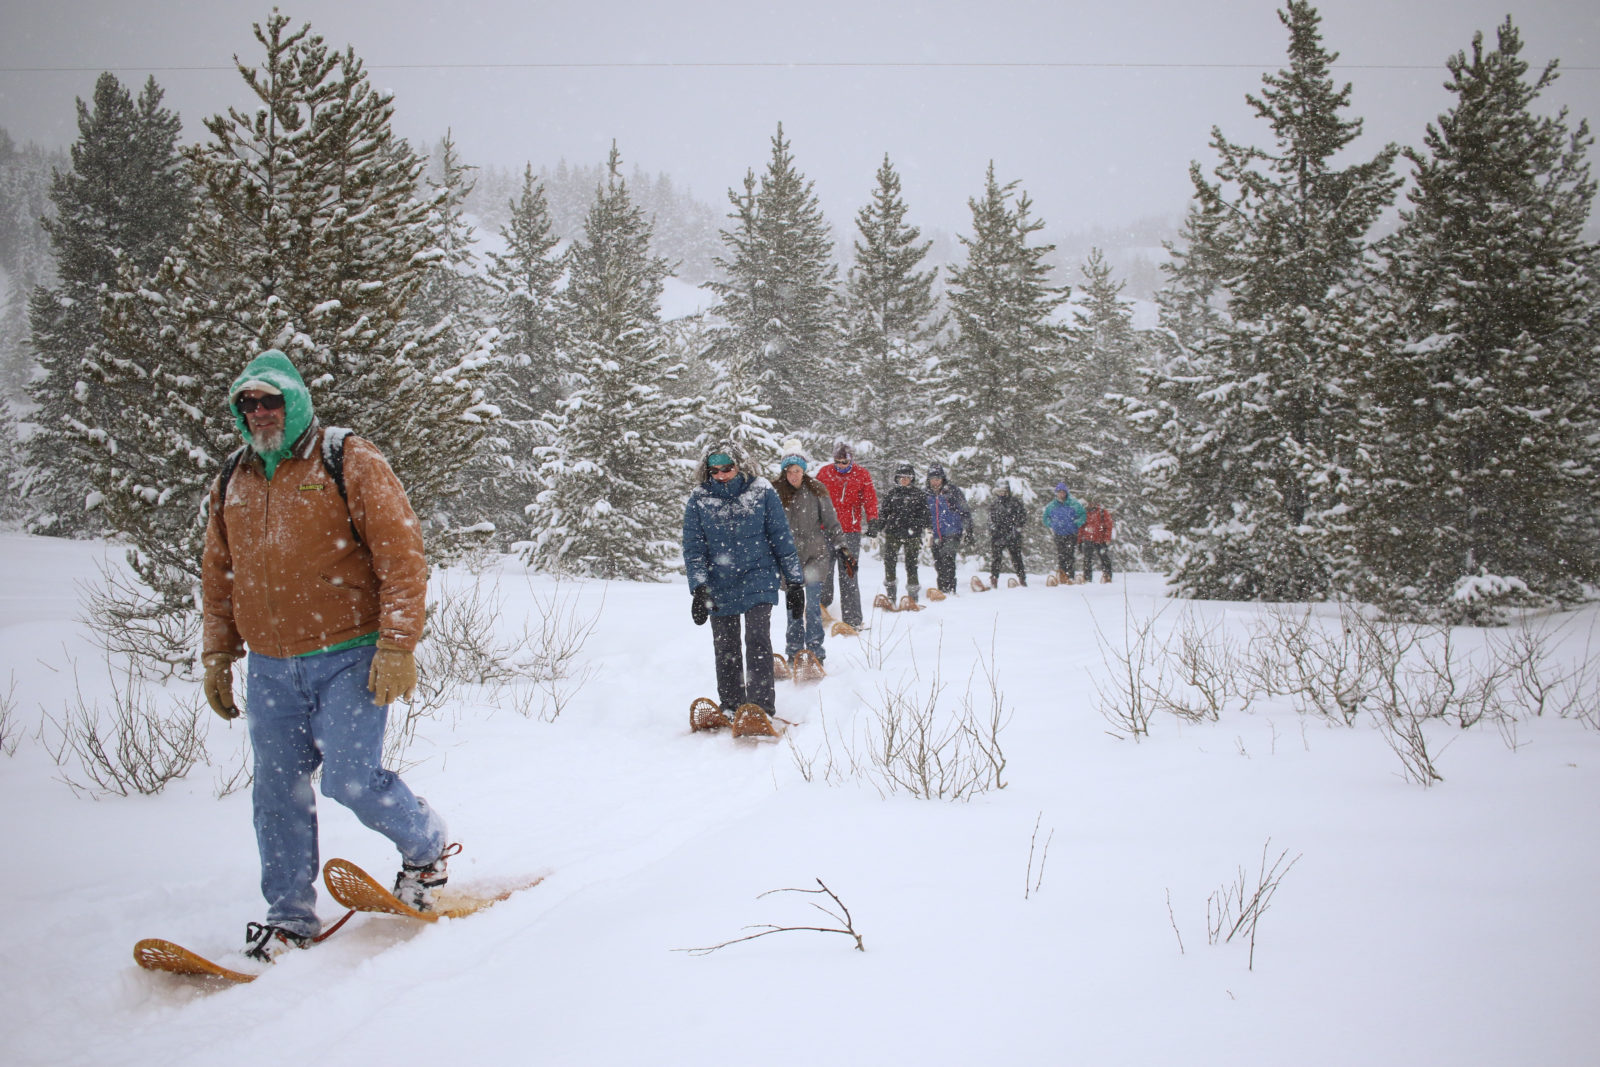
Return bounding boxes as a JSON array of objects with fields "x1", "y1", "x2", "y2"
[{"x1": 0, "y1": 533, "x2": 1596, "y2": 1065}]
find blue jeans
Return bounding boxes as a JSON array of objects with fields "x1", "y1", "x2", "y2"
[
  {"x1": 784, "y1": 580, "x2": 826, "y2": 660},
  {"x1": 245, "y1": 644, "x2": 447, "y2": 936}
]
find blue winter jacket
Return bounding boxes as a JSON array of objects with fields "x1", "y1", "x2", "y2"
[
  {"x1": 683, "y1": 472, "x2": 805, "y2": 617},
  {"x1": 928, "y1": 484, "x2": 970, "y2": 540},
  {"x1": 1044, "y1": 496, "x2": 1087, "y2": 537}
]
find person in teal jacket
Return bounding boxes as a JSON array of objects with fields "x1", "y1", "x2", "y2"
[{"x1": 1043, "y1": 483, "x2": 1087, "y2": 581}]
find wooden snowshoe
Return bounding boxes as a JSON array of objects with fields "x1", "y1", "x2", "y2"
[
  {"x1": 791, "y1": 649, "x2": 827, "y2": 684},
  {"x1": 1045, "y1": 572, "x2": 1059, "y2": 587},
  {"x1": 926, "y1": 587, "x2": 947, "y2": 601},
  {"x1": 134, "y1": 939, "x2": 260, "y2": 983},
  {"x1": 831, "y1": 620, "x2": 859, "y2": 636},
  {"x1": 731, "y1": 703, "x2": 783, "y2": 740},
  {"x1": 1007, "y1": 577, "x2": 1021, "y2": 589},
  {"x1": 820, "y1": 604, "x2": 838, "y2": 625},
  {"x1": 873, "y1": 592, "x2": 896, "y2": 612},
  {"x1": 1101, "y1": 575, "x2": 1113, "y2": 583},
  {"x1": 691, "y1": 697, "x2": 730, "y2": 732},
  {"x1": 970, "y1": 575, "x2": 989, "y2": 593},
  {"x1": 323, "y1": 856, "x2": 539, "y2": 923},
  {"x1": 772, "y1": 652, "x2": 792, "y2": 681},
  {"x1": 897, "y1": 594, "x2": 923, "y2": 612}
]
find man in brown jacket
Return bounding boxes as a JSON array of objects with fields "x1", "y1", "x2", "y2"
[{"x1": 201, "y1": 349, "x2": 453, "y2": 962}]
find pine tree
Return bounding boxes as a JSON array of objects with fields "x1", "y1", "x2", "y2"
[
  {"x1": 524, "y1": 145, "x2": 693, "y2": 579},
  {"x1": 939, "y1": 162, "x2": 1070, "y2": 504},
  {"x1": 704, "y1": 124, "x2": 840, "y2": 430},
  {"x1": 839, "y1": 154, "x2": 944, "y2": 467},
  {"x1": 1140, "y1": 1, "x2": 1399, "y2": 601},
  {"x1": 1071, "y1": 248, "x2": 1152, "y2": 560},
  {"x1": 1352, "y1": 18, "x2": 1600, "y2": 618},
  {"x1": 80, "y1": 13, "x2": 495, "y2": 611},
  {"x1": 481, "y1": 164, "x2": 566, "y2": 545},
  {"x1": 24, "y1": 74, "x2": 190, "y2": 536}
]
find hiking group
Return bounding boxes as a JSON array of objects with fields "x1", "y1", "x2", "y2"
[
  {"x1": 681, "y1": 440, "x2": 1117, "y2": 738},
  {"x1": 193, "y1": 346, "x2": 1118, "y2": 962}
]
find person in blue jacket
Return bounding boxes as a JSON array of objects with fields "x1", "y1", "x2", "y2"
[
  {"x1": 926, "y1": 464, "x2": 971, "y2": 595},
  {"x1": 1043, "y1": 482, "x2": 1087, "y2": 582},
  {"x1": 682, "y1": 443, "x2": 805, "y2": 736}
]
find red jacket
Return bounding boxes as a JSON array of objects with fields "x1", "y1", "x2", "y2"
[
  {"x1": 1079, "y1": 506, "x2": 1114, "y2": 544},
  {"x1": 815, "y1": 462, "x2": 879, "y2": 534}
]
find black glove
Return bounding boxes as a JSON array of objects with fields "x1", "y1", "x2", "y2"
[
  {"x1": 786, "y1": 583, "x2": 806, "y2": 619},
  {"x1": 691, "y1": 584, "x2": 712, "y2": 626},
  {"x1": 839, "y1": 548, "x2": 858, "y2": 578},
  {"x1": 865, "y1": 519, "x2": 883, "y2": 538}
]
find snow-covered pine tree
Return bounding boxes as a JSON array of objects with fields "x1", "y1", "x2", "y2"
[
  {"x1": 480, "y1": 164, "x2": 566, "y2": 546},
  {"x1": 703, "y1": 123, "x2": 841, "y2": 430},
  {"x1": 839, "y1": 153, "x2": 945, "y2": 468},
  {"x1": 939, "y1": 162, "x2": 1070, "y2": 507},
  {"x1": 1351, "y1": 18, "x2": 1600, "y2": 619},
  {"x1": 1072, "y1": 248, "x2": 1153, "y2": 563},
  {"x1": 523, "y1": 145, "x2": 694, "y2": 579},
  {"x1": 24, "y1": 74, "x2": 190, "y2": 537},
  {"x1": 82, "y1": 12, "x2": 495, "y2": 612},
  {"x1": 1143, "y1": 1, "x2": 1399, "y2": 601}
]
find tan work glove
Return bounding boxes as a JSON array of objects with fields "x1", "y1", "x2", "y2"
[
  {"x1": 368, "y1": 641, "x2": 418, "y2": 706},
  {"x1": 202, "y1": 653, "x2": 239, "y2": 720}
]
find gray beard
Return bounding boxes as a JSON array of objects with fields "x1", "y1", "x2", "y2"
[{"x1": 250, "y1": 427, "x2": 285, "y2": 454}]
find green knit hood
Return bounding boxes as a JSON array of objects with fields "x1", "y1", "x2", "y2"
[{"x1": 229, "y1": 350, "x2": 315, "y2": 479}]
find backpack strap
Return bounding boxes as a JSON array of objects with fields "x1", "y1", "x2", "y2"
[
  {"x1": 320, "y1": 427, "x2": 359, "y2": 545},
  {"x1": 215, "y1": 446, "x2": 249, "y2": 509}
]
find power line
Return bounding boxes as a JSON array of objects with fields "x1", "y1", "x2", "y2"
[{"x1": 4, "y1": 60, "x2": 1596, "y2": 74}]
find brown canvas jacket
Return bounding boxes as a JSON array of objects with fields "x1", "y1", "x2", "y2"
[{"x1": 201, "y1": 425, "x2": 428, "y2": 658}]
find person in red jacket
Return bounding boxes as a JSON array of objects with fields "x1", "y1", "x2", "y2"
[
  {"x1": 1079, "y1": 502, "x2": 1115, "y2": 583},
  {"x1": 815, "y1": 443, "x2": 879, "y2": 630}
]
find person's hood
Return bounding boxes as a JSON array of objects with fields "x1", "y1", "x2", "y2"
[
  {"x1": 696, "y1": 441, "x2": 750, "y2": 484},
  {"x1": 229, "y1": 350, "x2": 314, "y2": 473}
]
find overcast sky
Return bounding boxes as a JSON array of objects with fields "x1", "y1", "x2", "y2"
[{"x1": 2, "y1": 1, "x2": 1596, "y2": 237}]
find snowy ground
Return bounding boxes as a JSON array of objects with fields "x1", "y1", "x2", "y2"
[{"x1": 1, "y1": 531, "x2": 1597, "y2": 1066}]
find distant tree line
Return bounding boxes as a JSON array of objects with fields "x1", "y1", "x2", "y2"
[{"x1": 0, "y1": 2, "x2": 1593, "y2": 625}]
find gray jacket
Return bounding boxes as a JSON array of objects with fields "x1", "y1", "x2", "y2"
[{"x1": 776, "y1": 474, "x2": 848, "y2": 585}]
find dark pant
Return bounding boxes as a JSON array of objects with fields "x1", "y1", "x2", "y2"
[
  {"x1": 823, "y1": 532, "x2": 864, "y2": 626},
  {"x1": 1082, "y1": 542, "x2": 1113, "y2": 581},
  {"x1": 1053, "y1": 534, "x2": 1078, "y2": 575},
  {"x1": 989, "y1": 539, "x2": 1025, "y2": 583},
  {"x1": 710, "y1": 603, "x2": 776, "y2": 714},
  {"x1": 883, "y1": 534, "x2": 921, "y2": 599},
  {"x1": 932, "y1": 536, "x2": 961, "y2": 593}
]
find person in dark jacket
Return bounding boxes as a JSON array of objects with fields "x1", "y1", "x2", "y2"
[
  {"x1": 879, "y1": 464, "x2": 930, "y2": 602},
  {"x1": 987, "y1": 480, "x2": 1029, "y2": 588},
  {"x1": 775, "y1": 452, "x2": 852, "y2": 664},
  {"x1": 682, "y1": 443, "x2": 805, "y2": 736},
  {"x1": 926, "y1": 464, "x2": 971, "y2": 595}
]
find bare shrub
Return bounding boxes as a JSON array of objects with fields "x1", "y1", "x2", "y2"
[
  {"x1": 1162, "y1": 607, "x2": 1239, "y2": 721},
  {"x1": 1206, "y1": 840, "x2": 1302, "y2": 971},
  {"x1": 508, "y1": 580, "x2": 602, "y2": 721},
  {"x1": 676, "y1": 879, "x2": 864, "y2": 955},
  {"x1": 1088, "y1": 594, "x2": 1176, "y2": 740},
  {"x1": 41, "y1": 654, "x2": 207, "y2": 797},
  {"x1": 1025, "y1": 812, "x2": 1054, "y2": 900},
  {"x1": 0, "y1": 672, "x2": 21, "y2": 756},
  {"x1": 78, "y1": 560, "x2": 198, "y2": 682},
  {"x1": 790, "y1": 635, "x2": 1010, "y2": 801}
]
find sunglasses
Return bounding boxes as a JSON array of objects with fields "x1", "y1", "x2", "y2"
[
  {"x1": 708, "y1": 463, "x2": 737, "y2": 476},
  {"x1": 236, "y1": 394, "x2": 286, "y2": 414}
]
